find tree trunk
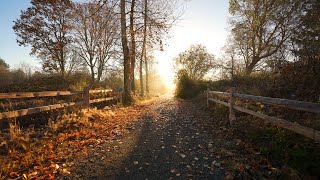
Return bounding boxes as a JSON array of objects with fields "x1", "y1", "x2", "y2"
[
  {"x1": 245, "y1": 68, "x2": 252, "y2": 75},
  {"x1": 140, "y1": 0, "x2": 148, "y2": 98},
  {"x1": 140, "y1": 56, "x2": 144, "y2": 97},
  {"x1": 90, "y1": 65, "x2": 95, "y2": 85},
  {"x1": 59, "y1": 46, "x2": 65, "y2": 78},
  {"x1": 97, "y1": 67, "x2": 102, "y2": 83},
  {"x1": 231, "y1": 55, "x2": 235, "y2": 86},
  {"x1": 145, "y1": 53, "x2": 149, "y2": 94},
  {"x1": 143, "y1": 0, "x2": 149, "y2": 95},
  {"x1": 130, "y1": 0, "x2": 136, "y2": 93},
  {"x1": 245, "y1": 56, "x2": 259, "y2": 75},
  {"x1": 120, "y1": 0, "x2": 132, "y2": 103},
  {"x1": 60, "y1": 64, "x2": 65, "y2": 78}
]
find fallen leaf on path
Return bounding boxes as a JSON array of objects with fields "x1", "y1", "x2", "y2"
[
  {"x1": 239, "y1": 163, "x2": 245, "y2": 172},
  {"x1": 170, "y1": 168, "x2": 177, "y2": 173},
  {"x1": 62, "y1": 168, "x2": 71, "y2": 175},
  {"x1": 225, "y1": 173, "x2": 234, "y2": 180}
]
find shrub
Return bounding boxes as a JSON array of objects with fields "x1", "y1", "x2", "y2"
[
  {"x1": 175, "y1": 70, "x2": 207, "y2": 99},
  {"x1": 208, "y1": 73, "x2": 275, "y2": 97}
]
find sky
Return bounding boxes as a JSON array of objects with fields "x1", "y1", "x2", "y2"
[
  {"x1": 0, "y1": 0, "x2": 40, "y2": 69},
  {"x1": 155, "y1": 0, "x2": 230, "y2": 85},
  {"x1": 0, "y1": 0, "x2": 230, "y2": 85}
]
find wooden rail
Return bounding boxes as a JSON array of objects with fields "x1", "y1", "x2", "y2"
[
  {"x1": 208, "y1": 91, "x2": 230, "y2": 97},
  {"x1": 89, "y1": 89, "x2": 113, "y2": 94},
  {"x1": 234, "y1": 93, "x2": 320, "y2": 113},
  {"x1": 89, "y1": 97, "x2": 114, "y2": 104},
  {"x1": 0, "y1": 91, "x2": 83, "y2": 99},
  {"x1": 0, "y1": 102, "x2": 84, "y2": 119},
  {"x1": 207, "y1": 88, "x2": 320, "y2": 141},
  {"x1": 0, "y1": 87, "x2": 121, "y2": 120}
]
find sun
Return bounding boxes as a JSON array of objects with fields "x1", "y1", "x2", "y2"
[{"x1": 154, "y1": 50, "x2": 176, "y2": 92}]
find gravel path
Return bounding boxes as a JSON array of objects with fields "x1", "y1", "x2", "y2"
[
  {"x1": 62, "y1": 95, "x2": 227, "y2": 179},
  {"x1": 115, "y1": 97, "x2": 225, "y2": 179}
]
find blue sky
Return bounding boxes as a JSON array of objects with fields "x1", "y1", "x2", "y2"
[
  {"x1": 0, "y1": 0, "x2": 39, "y2": 68},
  {"x1": 0, "y1": 0, "x2": 230, "y2": 80}
]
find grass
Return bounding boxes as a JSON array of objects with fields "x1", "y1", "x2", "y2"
[{"x1": 247, "y1": 126, "x2": 320, "y2": 177}]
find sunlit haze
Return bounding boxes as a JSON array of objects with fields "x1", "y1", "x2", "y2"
[{"x1": 153, "y1": 0, "x2": 229, "y2": 90}]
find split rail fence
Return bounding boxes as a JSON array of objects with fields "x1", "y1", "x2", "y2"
[
  {"x1": 207, "y1": 87, "x2": 320, "y2": 141},
  {"x1": 0, "y1": 87, "x2": 121, "y2": 120}
]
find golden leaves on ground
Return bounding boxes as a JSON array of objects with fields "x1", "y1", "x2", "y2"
[{"x1": 0, "y1": 105, "x2": 145, "y2": 179}]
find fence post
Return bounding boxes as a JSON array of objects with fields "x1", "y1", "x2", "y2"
[
  {"x1": 84, "y1": 86, "x2": 90, "y2": 108},
  {"x1": 207, "y1": 87, "x2": 209, "y2": 107},
  {"x1": 229, "y1": 87, "x2": 236, "y2": 126}
]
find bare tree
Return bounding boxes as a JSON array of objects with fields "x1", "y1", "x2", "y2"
[
  {"x1": 130, "y1": 0, "x2": 137, "y2": 92},
  {"x1": 72, "y1": 1, "x2": 119, "y2": 84},
  {"x1": 229, "y1": 0, "x2": 303, "y2": 75},
  {"x1": 13, "y1": 0, "x2": 74, "y2": 78},
  {"x1": 120, "y1": 0, "x2": 133, "y2": 103},
  {"x1": 139, "y1": 0, "x2": 148, "y2": 97}
]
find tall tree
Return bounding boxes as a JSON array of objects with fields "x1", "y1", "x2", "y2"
[
  {"x1": 13, "y1": 0, "x2": 74, "y2": 77},
  {"x1": 229, "y1": 0, "x2": 302, "y2": 75},
  {"x1": 130, "y1": 0, "x2": 137, "y2": 92},
  {"x1": 120, "y1": 0, "x2": 133, "y2": 103},
  {"x1": 140, "y1": 0, "x2": 148, "y2": 97}
]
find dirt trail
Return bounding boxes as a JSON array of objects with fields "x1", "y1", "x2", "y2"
[
  {"x1": 61, "y1": 95, "x2": 227, "y2": 179},
  {"x1": 115, "y1": 96, "x2": 225, "y2": 179}
]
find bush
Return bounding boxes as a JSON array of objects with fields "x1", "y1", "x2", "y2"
[
  {"x1": 208, "y1": 73, "x2": 275, "y2": 97},
  {"x1": 175, "y1": 70, "x2": 207, "y2": 99}
]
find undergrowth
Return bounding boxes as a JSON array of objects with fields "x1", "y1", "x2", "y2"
[
  {"x1": 209, "y1": 103, "x2": 320, "y2": 178},
  {"x1": 247, "y1": 127, "x2": 320, "y2": 177}
]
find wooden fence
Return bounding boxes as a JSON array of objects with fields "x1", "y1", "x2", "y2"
[
  {"x1": 0, "y1": 87, "x2": 121, "y2": 120},
  {"x1": 207, "y1": 87, "x2": 320, "y2": 141}
]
